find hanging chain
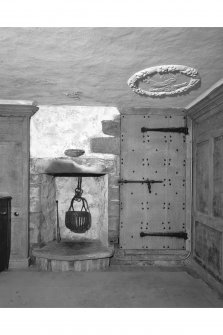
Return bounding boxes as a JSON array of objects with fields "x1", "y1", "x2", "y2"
[
  {"x1": 74, "y1": 177, "x2": 83, "y2": 201},
  {"x1": 68, "y1": 176, "x2": 91, "y2": 213}
]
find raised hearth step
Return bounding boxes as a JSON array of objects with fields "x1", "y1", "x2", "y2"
[{"x1": 32, "y1": 239, "x2": 114, "y2": 272}]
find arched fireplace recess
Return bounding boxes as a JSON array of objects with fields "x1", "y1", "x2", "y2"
[{"x1": 31, "y1": 158, "x2": 114, "y2": 271}]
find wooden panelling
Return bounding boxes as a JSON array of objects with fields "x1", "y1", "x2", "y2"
[
  {"x1": 213, "y1": 134, "x2": 223, "y2": 217},
  {"x1": 0, "y1": 101, "x2": 38, "y2": 267},
  {"x1": 0, "y1": 142, "x2": 24, "y2": 256},
  {"x1": 196, "y1": 111, "x2": 223, "y2": 137},
  {"x1": 196, "y1": 140, "x2": 209, "y2": 214},
  {"x1": 195, "y1": 221, "x2": 222, "y2": 277},
  {"x1": 187, "y1": 81, "x2": 223, "y2": 285}
]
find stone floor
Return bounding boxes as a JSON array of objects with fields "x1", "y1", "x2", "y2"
[{"x1": 0, "y1": 266, "x2": 222, "y2": 307}]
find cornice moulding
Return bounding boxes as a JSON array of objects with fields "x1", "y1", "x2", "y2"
[{"x1": 0, "y1": 100, "x2": 39, "y2": 116}]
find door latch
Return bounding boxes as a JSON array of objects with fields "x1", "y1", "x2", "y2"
[
  {"x1": 141, "y1": 127, "x2": 188, "y2": 135},
  {"x1": 118, "y1": 179, "x2": 163, "y2": 193},
  {"x1": 140, "y1": 231, "x2": 188, "y2": 239}
]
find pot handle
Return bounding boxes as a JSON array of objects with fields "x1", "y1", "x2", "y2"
[{"x1": 68, "y1": 196, "x2": 90, "y2": 213}]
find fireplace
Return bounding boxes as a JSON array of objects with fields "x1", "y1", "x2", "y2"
[{"x1": 31, "y1": 157, "x2": 114, "y2": 271}]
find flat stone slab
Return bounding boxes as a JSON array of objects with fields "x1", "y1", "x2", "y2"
[
  {"x1": 32, "y1": 239, "x2": 114, "y2": 261},
  {"x1": 33, "y1": 158, "x2": 108, "y2": 176}
]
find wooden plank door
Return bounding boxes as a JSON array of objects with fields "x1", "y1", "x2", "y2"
[{"x1": 120, "y1": 113, "x2": 187, "y2": 250}]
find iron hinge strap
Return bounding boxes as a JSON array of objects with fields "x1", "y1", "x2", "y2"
[
  {"x1": 140, "y1": 231, "x2": 188, "y2": 240},
  {"x1": 118, "y1": 179, "x2": 163, "y2": 193},
  {"x1": 141, "y1": 127, "x2": 189, "y2": 135}
]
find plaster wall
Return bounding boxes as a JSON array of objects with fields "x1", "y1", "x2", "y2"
[{"x1": 30, "y1": 105, "x2": 119, "y2": 158}]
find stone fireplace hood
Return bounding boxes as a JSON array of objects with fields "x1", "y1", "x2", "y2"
[{"x1": 33, "y1": 158, "x2": 108, "y2": 177}]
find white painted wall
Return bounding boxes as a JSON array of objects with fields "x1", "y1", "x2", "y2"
[{"x1": 30, "y1": 105, "x2": 119, "y2": 158}]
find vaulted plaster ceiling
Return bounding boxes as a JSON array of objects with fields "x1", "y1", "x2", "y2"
[{"x1": 0, "y1": 27, "x2": 222, "y2": 108}]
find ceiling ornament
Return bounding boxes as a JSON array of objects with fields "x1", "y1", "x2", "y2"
[{"x1": 127, "y1": 65, "x2": 201, "y2": 97}]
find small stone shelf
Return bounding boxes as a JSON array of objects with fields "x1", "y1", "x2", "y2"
[
  {"x1": 46, "y1": 173, "x2": 105, "y2": 177},
  {"x1": 32, "y1": 239, "x2": 114, "y2": 272},
  {"x1": 32, "y1": 158, "x2": 108, "y2": 177}
]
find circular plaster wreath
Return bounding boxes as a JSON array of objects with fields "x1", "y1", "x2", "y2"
[{"x1": 127, "y1": 65, "x2": 201, "y2": 97}]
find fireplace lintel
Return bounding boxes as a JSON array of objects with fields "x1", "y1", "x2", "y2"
[{"x1": 46, "y1": 172, "x2": 106, "y2": 177}]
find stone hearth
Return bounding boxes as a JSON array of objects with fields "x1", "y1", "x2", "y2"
[{"x1": 33, "y1": 239, "x2": 114, "y2": 272}]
